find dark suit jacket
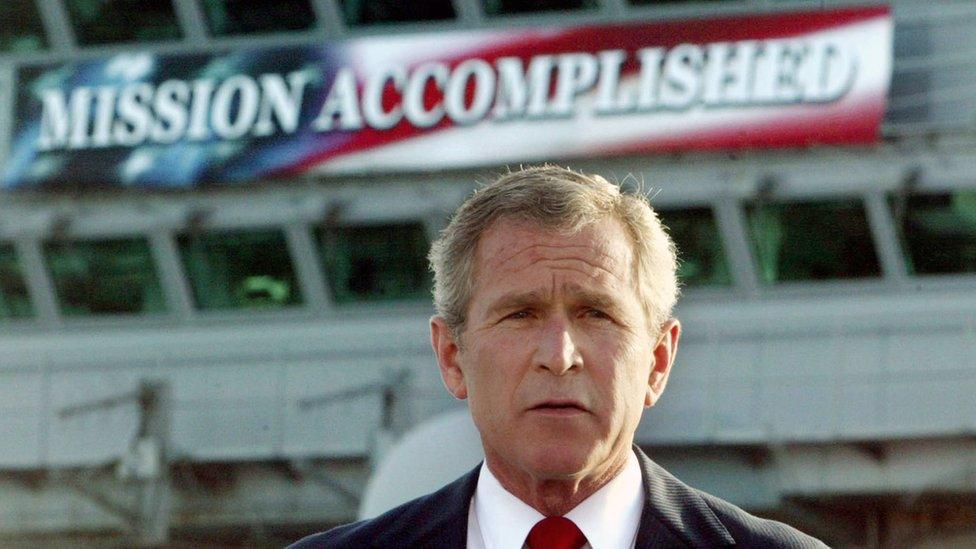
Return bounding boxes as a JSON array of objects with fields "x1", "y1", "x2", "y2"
[{"x1": 291, "y1": 446, "x2": 826, "y2": 548}]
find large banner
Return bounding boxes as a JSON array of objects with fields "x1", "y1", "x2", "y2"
[{"x1": 3, "y1": 6, "x2": 891, "y2": 189}]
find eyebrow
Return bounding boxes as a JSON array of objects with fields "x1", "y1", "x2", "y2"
[
  {"x1": 569, "y1": 287, "x2": 624, "y2": 313},
  {"x1": 484, "y1": 290, "x2": 547, "y2": 319},
  {"x1": 484, "y1": 286, "x2": 625, "y2": 319}
]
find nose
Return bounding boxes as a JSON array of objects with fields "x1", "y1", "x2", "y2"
[{"x1": 533, "y1": 320, "x2": 583, "y2": 375}]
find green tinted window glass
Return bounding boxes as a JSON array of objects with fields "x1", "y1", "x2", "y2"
[
  {"x1": 65, "y1": 0, "x2": 181, "y2": 45},
  {"x1": 482, "y1": 0, "x2": 597, "y2": 15},
  {"x1": 316, "y1": 223, "x2": 431, "y2": 304},
  {"x1": 202, "y1": 0, "x2": 315, "y2": 36},
  {"x1": 746, "y1": 200, "x2": 881, "y2": 283},
  {"x1": 0, "y1": 244, "x2": 33, "y2": 320},
  {"x1": 893, "y1": 190, "x2": 976, "y2": 275},
  {"x1": 338, "y1": 0, "x2": 455, "y2": 26},
  {"x1": 44, "y1": 238, "x2": 166, "y2": 316},
  {"x1": 659, "y1": 207, "x2": 730, "y2": 288},
  {"x1": 629, "y1": 0, "x2": 728, "y2": 5},
  {"x1": 0, "y1": 0, "x2": 47, "y2": 53},
  {"x1": 178, "y1": 229, "x2": 302, "y2": 310}
]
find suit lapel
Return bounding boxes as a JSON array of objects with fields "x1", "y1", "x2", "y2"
[
  {"x1": 430, "y1": 465, "x2": 478, "y2": 547},
  {"x1": 411, "y1": 449, "x2": 736, "y2": 548},
  {"x1": 369, "y1": 463, "x2": 479, "y2": 548},
  {"x1": 633, "y1": 446, "x2": 736, "y2": 548}
]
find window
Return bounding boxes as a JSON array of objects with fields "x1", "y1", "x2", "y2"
[
  {"x1": 0, "y1": 244, "x2": 32, "y2": 320},
  {"x1": 201, "y1": 0, "x2": 316, "y2": 36},
  {"x1": 745, "y1": 199, "x2": 881, "y2": 283},
  {"x1": 629, "y1": 0, "x2": 730, "y2": 5},
  {"x1": 44, "y1": 237, "x2": 166, "y2": 316},
  {"x1": 338, "y1": 0, "x2": 455, "y2": 26},
  {"x1": 316, "y1": 222, "x2": 431, "y2": 304},
  {"x1": 892, "y1": 190, "x2": 976, "y2": 275},
  {"x1": 658, "y1": 207, "x2": 731, "y2": 288},
  {"x1": 0, "y1": 0, "x2": 47, "y2": 53},
  {"x1": 482, "y1": 0, "x2": 597, "y2": 15},
  {"x1": 178, "y1": 229, "x2": 302, "y2": 310},
  {"x1": 65, "y1": 0, "x2": 181, "y2": 45}
]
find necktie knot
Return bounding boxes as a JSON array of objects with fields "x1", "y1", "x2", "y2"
[{"x1": 526, "y1": 516, "x2": 587, "y2": 549}]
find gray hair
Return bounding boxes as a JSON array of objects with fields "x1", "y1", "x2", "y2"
[{"x1": 428, "y1": 165, "x2": 679, "y2": 337}]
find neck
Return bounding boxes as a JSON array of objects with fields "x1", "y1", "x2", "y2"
[{"x1": 484, "y1": 450, "x2": 630, "y2": 516}]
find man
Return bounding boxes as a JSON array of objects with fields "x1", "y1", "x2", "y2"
[{"x1": 292, "y1": 166, "x2": 825, "y2": 548}]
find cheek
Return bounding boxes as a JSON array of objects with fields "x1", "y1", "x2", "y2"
[
  {"x1": 465, "y1": 338, "x2": 525, "y2": 400},
  {"x1": 592, "y1": 336, "x2": 651, "y2": 401}
]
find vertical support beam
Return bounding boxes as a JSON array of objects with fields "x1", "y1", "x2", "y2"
[
  {"x1": 0, "y1": 63, "x2": 16, "y2": 172},
  {"x1": 600, "y1": 0, "x2": 629, "y2": 18},
  {"x1": 285, "y1": 222, "x2": 332, "y2": 311},
  {"x1": 371, "y1": 369, "x2": 411, "y2": 468},
  {"x1": 381, "y1": 369, "x2": 411, "y2": 434},
  {"x1": 149, "y1": 232, "x2": 195, "y2": 320},
  {"x1": 14, "y1": 238, "x2": 60, "y2": 326},
  {"x1": 714, "y1": 198, "x2": 760, "y2": 296},
  {"x1": 134, "y1": 380, "x2": 172, "y2": 547},
  {"x1": 865, "y1": 505, "x2": 885, "y2": 549},
  {"x1": 310, "y1": 0, "x2": 346, "y2": 38},
  {"x1": 452, "y1": 0, "x2": 485, "y2": 27},
  {"x1": 864, "y1": 191, "x2": 909, "y2": 286},
  {"x1": 172, "y1": 0, "x2": 210, "y2": 44},
  {"x1": 35, "y1": 0, "x2": 77, "y2": 52}
]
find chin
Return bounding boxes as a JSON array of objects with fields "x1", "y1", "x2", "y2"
[{"x1": 521, "y1": 443, "x2": 597, "y2": 479}]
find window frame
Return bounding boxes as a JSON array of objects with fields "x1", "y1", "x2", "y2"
[
  {"x1": 313, "y1": 220, "x2": 435, "y2": 306},
  {"x1": 0, "y1": 0, "x2": 49, "y2": 54},
  {"x1": 655, "y1": 204, "x2": 734, "y2": 292},
  {"x1": 199, "y1": 0, "x2": 320, "y2": 38},
  {"x1": 173, "y1": 224, "x2": 310, "y2": 314},
  {"x1": 63, "y1": 0, "x2": 185, "y2": 47},
  {"x1": 41, "y1": 233, "x2": 171, "y2": 319},
  {"x1": 887, "y1": 182, "x2": 976, "y2": 288},
  {"x1": 738, "y1": 191, "x2": 894, "y2": 296},
  {"x1": 0, "y1": 241, "x2": 35, "y2": 322},
  {"x1": 646, "y1": 190, "x2": 742, "y2": 301}
]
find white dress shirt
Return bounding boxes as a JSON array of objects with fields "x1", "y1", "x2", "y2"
[{"x1": 466, "y1": 451, "x2": 644, "y2": 549}]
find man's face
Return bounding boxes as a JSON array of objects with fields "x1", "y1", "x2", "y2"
[{"x1": 431, "y1": 217, "x2": 680, "y2": 483}]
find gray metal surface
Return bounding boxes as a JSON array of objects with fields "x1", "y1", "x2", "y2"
[{"x1": 0, "y1": 0, "x2": 975, "y2": 545}]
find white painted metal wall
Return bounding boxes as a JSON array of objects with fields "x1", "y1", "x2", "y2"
[{"x1": 2, "y1": 281, "x2": 973, "y2": 469}]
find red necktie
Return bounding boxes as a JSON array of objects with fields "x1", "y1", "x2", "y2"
[{"x1": 526, "y1": 516, "x2": 588, "y2": 549}]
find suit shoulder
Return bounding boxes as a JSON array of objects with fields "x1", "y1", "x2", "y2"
[
  {"x1": 696, "y1": 491, "x2": 828, "y2": 549},
  {"x1": 287, "y1": 510, "x2": 408, "y2": 549},
  {"x1": 287, "y1": 468, "x2": 477, "y2": 549}
]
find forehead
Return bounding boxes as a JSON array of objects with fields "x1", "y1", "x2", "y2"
[{"x1": 471, "y1": 216, "x2": 636, "y2": 292}]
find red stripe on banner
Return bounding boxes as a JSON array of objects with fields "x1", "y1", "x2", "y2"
[
  {"x1": 457, "y1": 5, "x2": 891, "y2": 66},
  {"x1": 276, "y1": 5, "x2": 889, "y2": 176},
  {"x1": 596, "y1": 96, "x2": 887, "y2": 155}
]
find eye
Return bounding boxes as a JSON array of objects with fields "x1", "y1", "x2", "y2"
[
  {"x1": 582, "y1": 308, "x2": 611, "y2": 320},
  {"x1": 505, "y1": 309, "x2": 533, "y2": 321}
]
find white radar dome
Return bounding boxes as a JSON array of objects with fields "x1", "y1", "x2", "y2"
[{"x1": 358, "y1": 408, "x2": 484, "y2": 520}]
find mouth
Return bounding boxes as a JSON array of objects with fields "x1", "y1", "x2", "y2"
[{"x1": 528, "y1": 400, "x2": 589, "y2": 415}]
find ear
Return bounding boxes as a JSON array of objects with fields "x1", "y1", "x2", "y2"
[
  {"x1": 645, "y1": 318, "x2": 681, "y2": 408},
  {"x1": 430, "y1": 316, "x2": 468, "y2": 400}
]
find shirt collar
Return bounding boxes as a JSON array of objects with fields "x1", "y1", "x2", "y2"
[
  {"x1": 473, "y1": 461, "x2": 545, "y2": 549},
  {"x1": 565, "y1": 451, "x2": 643, "y2": 549},
  {"x1": 473, "y1": 451, "x2": 644, "y2": 549}
]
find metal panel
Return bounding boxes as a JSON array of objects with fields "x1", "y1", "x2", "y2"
[
  {"x1": 832, "y1": 335, "x2": 886, "y2": 435},
  {"x1": 699, "y1": 340, "x2": 763, "y2": 440},
  {"x1": 640, "y1": 367, "x2": 711, "y2": 442},
  {"x1": 282, "y1": 358, "x2": 387, "y2": 456},
  {"x1": 0, "y1": 372, "x2": 44, "y2": 466},
  {"x1": 46, "y1": 369, "x2": 142, "y2": 466},
  {"x1": 885, "y1": 2, "x2": 976, "y2": 135}
]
